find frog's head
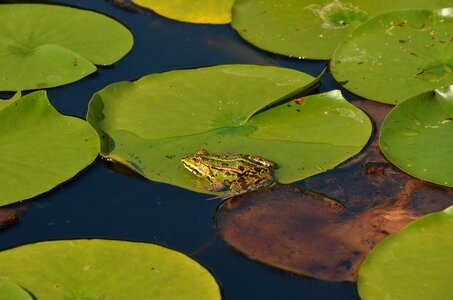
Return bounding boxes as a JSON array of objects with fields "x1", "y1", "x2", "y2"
[{"x1": 181, "y1": 149, "x2": 211, "y2": 178}]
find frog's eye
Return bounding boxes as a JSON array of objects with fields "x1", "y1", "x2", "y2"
[
  {"x1": 197, "y1": 149, "x2": 207, "y2": 155},
  {"x1": 192, "y1": 157, "x2": 201, "y2": 163}
]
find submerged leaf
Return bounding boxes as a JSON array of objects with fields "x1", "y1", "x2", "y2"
[
  {"x1": 131, "y1": 0, "x2": 234, "y2": 24},
  {"x1": 0, "y1": 91, "x2": 99, "y2": 205},
  {"x1": 331, "y1": 8, "x2": 453, "y2": 104},
  {"x1": 0, "y1": 239, "x2": 221, "y2": 299},
  {"x1": 0, "y1": 4, "x2": 133, "y2": 91},
  {"x1": 358, "y1": 206, "x2": 453, "y2": 299},
  {"x1": 87, "y1": 64, "x2": 371, "y2": 195},
  {"x1": 232, "y1": 0, "x2": 451, "y2": 59},
  {"x1": 215, "y1": 184, "x2": 418, "y2": 282},
  {"x1": 380, "y1": 86, "x2": 453, "y2": 187}
]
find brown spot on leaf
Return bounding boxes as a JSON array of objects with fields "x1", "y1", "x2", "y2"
[{"x1": 293, "y1": 97, "x2": 304, "y2": 104}]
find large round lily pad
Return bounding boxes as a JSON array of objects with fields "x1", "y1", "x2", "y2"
[
  {"x1": 131, "y1": 0, "x2": 234, "y2": 24},
  {"x1": 0, "y1": 4, "x2": 133, "y2": 91},
  {"x1": 358, "y1": 206, "x2": 453, "y2": 299},
  {"x1": 0, "y1": 239, "x2": 220, "y2": 299},
  {"x1": 0, "y1": 91, "x2": 99, "y2": 205},
  {"x1": 331, "y1": 8, "x2": 453, "y2": 104},
  {"x1": 87, "y1": 64, "x2": 372, "y2": 195},
  {"x1": 231, "y1": 0, "x2": 451, "y2": 60},
  {"x1": 380, "y1": 86, "x2": 453, "y2": 187}
]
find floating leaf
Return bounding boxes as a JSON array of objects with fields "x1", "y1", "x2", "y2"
[
  {"x1": 380, "y1": 86, "x2": 453, "y2": 187},
  {"x1": 131, "y1": 0, "x2": 234, "y2": 24},
  {"x1": 0, "y1": 91, "x2": 99, "y2": 205},
  {"x1": 215, "y1": 184, "x2": 419, "y2": 281},
  {"x1": 0, "y1": 239, "x2": 220, "y2": 299},
  {"x1": 331, "y1": 8, "x2": 453, "y2": 104},
  {"x1": 231, "y1": 0, "x2": 451, "y2": 60},
  {"x1": 0, "y1": 4, "x2": 133, "y2": 91},
  {"x1": 358, "y1": 206, "x2": 453, "y2": 299},
  {"x1": 0, "y1": 281, "x2": 33, "y2": 300},
  {"x1": 87, "y1": 64, "x2": 371, "y2": 195}
]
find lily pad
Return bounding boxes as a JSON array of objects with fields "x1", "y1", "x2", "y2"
[
  {"x1": 331, "y1": 8, "x2": 453, "y2": 104},
  {"x1": 380, "y1": 86, "x2": 453, "y2": 187},
  {"x1": 215, "y1": 184, "x2": 421, "y2": 281},
  {"x1": 231, "y1": 0, "x2": 451, "y2": 60},
  {"x1": 131, "y1": 0, "x2": 234, "y2": 24},
  {"x1": 0, "y1": 91, "x2": 99, "y2": 205},
  {"x1": 0, "y1": 282, "x2": 33, "y2": 300},
  {"x1": 87, "y1": 64, "x2": 372, "y2": 195},
  {"x1": 0, "y1": 239, "x2": 220, "y2": 299},
  {"x1": 358, "y1": 206, "x2": 453, "y2": 299},
  {"x1": 0, "y1": 4, "x2": 133, "y2": 91}
]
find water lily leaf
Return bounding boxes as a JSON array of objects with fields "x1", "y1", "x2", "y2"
[
  {"x1": 380, "y1": 86, "x2": 453, "y2": 187},
  {"x1": 0, "y1": 4, "x2": 133, "y2": 91},
  {"x1": 358, "y1": 206, "x2": 453, "y2": 299},
  {"x1": 131, "y1": 0, "x2": 234, "y2": 24},
  {"x1": 331, "y1": 8, "x2": 453, "y2": 104},
  {"x1": 0, "y1": 239, "x2": 221, "y2": 299},
  {"x1": 232, "y1": 0, "x2": 451, "y2": 60},
  {"x1": 0, "y1": 281, "x2": 33, "y2": 300},
  {"x1": 87, "y1": 64, "x2": 371, "y2": 195},
  {"x1": 0, "y1": 91, "x2": 99, "y2": 205},
  {"x1": 215, "y1": 184, "x2": 420, "y2": 282}
]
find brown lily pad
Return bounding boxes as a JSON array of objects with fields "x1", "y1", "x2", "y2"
[
  {"x1": 215, "y1": 184, "x2": 418, "y2": 282},
  {"x1": 215, "y1": 98, "x2": 453, "y2": 282}
]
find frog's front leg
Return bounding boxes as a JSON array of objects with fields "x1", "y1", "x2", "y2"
[{"x1": 207, "y1": 179, "x2": 229, "y2": 192}]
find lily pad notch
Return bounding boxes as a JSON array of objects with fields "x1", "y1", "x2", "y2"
[{"x1": 0, "y1": 4, "x2": 133, "y2": 91}]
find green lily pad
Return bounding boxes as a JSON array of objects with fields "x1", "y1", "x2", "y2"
[
  {"x1": 87, "y1": 64, "x2": 372, "y2": 195},
  {"x1": 331, "y1": 8, "x2": 453, "y2": 104},
  {"x1": 0, "y1": 239, "x2": 221, "y2": 299},
  {"x1": 380, "y1": 86, "x2": 453, "y2": 187},
  {"x1": 231, "y1": 0, "x2": 451, "y2": 60},
  {"x1": 0, "y1": 282, "x2": 33, "y2": 300},
  {"x1": 0, "y1": 4, "x2": 133, "y2": 91},
  {"x1": 0, "y1": 91, "x2": 21, "y2": 110},
  {"x1": 0, "y1": 91, "x2": 99, "y2": 205},
  {"x1": 131, "y1": 0, "x2": 234, "y2": 24},
  {"x1": 358, "y1": 205, "x2": 453, "y2": 299}
]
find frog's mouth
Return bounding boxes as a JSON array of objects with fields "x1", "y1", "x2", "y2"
[{"x1": 181, "y1": 160, "x2": 203, "y2": 177}]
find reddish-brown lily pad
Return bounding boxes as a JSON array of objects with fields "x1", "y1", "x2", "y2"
[{"x1": 215, "y1": 184, "x2": 418, "y2": 281}]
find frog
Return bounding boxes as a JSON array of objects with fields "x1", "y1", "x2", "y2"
[{"x1": 181, "y1": 149, "x2": 277, "y2": 194}]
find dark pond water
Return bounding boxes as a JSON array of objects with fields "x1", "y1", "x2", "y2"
[{"x1": 1, "y1": 1, "x2": 360, "y2": 298}]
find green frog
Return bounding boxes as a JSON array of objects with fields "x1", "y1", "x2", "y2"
[{"x1": 181, "y1": 149, "x2": 277, "y2": 193}]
